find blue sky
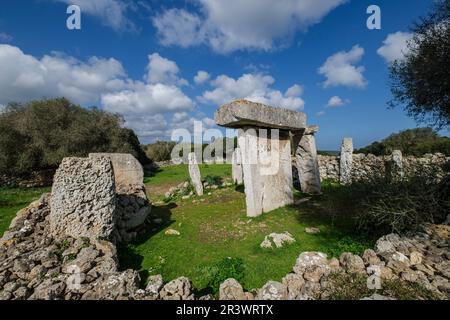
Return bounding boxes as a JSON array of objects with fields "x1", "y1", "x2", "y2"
[{"x1": 0, "y1": 0, "x2": 440, "y2": 149}]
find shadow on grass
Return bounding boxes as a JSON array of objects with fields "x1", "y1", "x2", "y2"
[
  {"x1": 288, "y1": 182, "x2": 379, "y2": 256},
  {"x1": 234, "y1": 184, "x2": 245, "y2": 193},
  {"x1": 117, "y1": 202, "x2": 177, "y2": 283},
  {"x1": 143, "y1": 167, "x2": 162, "y2": 181}
]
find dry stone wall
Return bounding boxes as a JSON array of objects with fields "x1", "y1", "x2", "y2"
[{"x1": 318, "y1": 153, "x2": 449, "y2": 182}]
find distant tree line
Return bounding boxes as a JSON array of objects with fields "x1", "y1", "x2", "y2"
[
  {"x1": 355, "y1": 128, "x2": 450, "y2": 156},
  {"x1": 0, "y1": 98, "x2": 150, "y2": 177}
]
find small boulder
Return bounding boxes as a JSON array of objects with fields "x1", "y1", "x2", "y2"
[
  {"x1": 165, "y1": 229, "x2": 180, "y2": 236},
  {"x1": 305, "y1": 227, "x2": 320, "y2": 235},
  {"x1": 258, "y1": 281, "x2": 288, "y2": 300},
  {"x1": 219, "y1": 278, "x2": 246, "y2": 300},
  {"x1": 160, "y1": 277, "x2": 193, "y2": 300},
  {"x1": 145, "y1": 274, "x2": 164, "y2": 296},
  {"x1": 339, "y1": 252, "x2": 365, "y2": 274}
]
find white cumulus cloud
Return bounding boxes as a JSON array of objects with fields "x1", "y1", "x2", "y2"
[
  {"x1": 101, "y1": 82, "x2": 193, "y2": 115},
  {"x1": 0, "y1": 44, "x2": 197, "y2": 143},
  {"x1": 145, "y1": 53, "x2": 188, "y2": 86},
  {"x1": 0, "y1": 44, "x2": 129, "y2": 105},
  {"x1": 194, "y1": 71, "x2": 210, "y2": 85},
  {"x1": 201, "y1": 73, "x2": 304, "y2": 110},
  {"x1": 153, "y1": 0, "x2": 348, "y2": 53},
  {"x1": 327, "y1": 95, "x2": 348, "y2": 107},
  {"x1": 318, "y1": 45, "x2": 367, "y2": 89},
  {"x1": 377, "y1": 31, "x2": 413, "y2": 63}
]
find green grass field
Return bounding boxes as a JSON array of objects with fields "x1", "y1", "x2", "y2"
[
  {"x1": 121, "y1": 164, "x2": 374, "y2": 294},
  {"x1": 0, "y1": 164, "x2": 374, "y2": 295},
  {"x1": 0, "y1": 187, "x2": 50, "y2": 236}
]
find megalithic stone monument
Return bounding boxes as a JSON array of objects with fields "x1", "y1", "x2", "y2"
[
  {"x1": 215, "y1": 100, "x2": 309, "y2": 217},
  {"x1": 231, "y1": 147, "x2": 243, "y2": 184},
  {"x1": 340, "y1": 137, "x2": 353, "y2": 185},
  {"x1": 188, "y1": 152, "x2": 203, "y2": 196},
  {"x1": 293, "y1": 125, "x2": 321, "y2": 194}
]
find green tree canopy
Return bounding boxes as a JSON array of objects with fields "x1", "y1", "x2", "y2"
[
  {"x1": 0, "y1": 98, "x2": 150, "y2": 177},
  {"x1": 355, "y1": 128, "x2": 450, "y2": 156},
  {"x1": 389, "y1": 0, "x2": 449, "y2": 129}
]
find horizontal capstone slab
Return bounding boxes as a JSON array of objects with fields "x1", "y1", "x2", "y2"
[{"x1": 215, "y1": 100, "x2": 307, "y2": 130}]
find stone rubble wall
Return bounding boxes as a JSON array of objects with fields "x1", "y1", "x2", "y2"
[
  {"x1": 1, "y1": 192, "x2": 449, "y2": 300},
  {"x1": 317, "y1": 153, "x2": 449, "y2": 182}
]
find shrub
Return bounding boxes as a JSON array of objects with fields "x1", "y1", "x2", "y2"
[
  {"x1": 355, "y1": 128, "x2": 450, "y2": 156},
  {"x1": 0, "y1": 98, "x2": 150, "y2": 177},
  {"x1": 144, "y1": 141, "x2": 177, "y2": 162},
  {"x1": 196, "y1": 257, "x2": 246, "y2": 294},
  {"x1": 203, "y1": 175, "x2": 223, "y2": 186},
  {"x1": 355, "y1": 166, "x2": 449, "y2": 235}
]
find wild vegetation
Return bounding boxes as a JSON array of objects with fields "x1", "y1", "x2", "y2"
[
  {"x1": 0, "y1": 98, "x2": 150, "y2": 178},
  {"x1": 389, "y1": 0, "x2": 449, "y2": 129},
  {"x1": 355, "y1": 128, "x2": 450, "y2": 156}
]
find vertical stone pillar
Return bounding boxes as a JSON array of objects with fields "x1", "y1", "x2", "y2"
[
  {"x1": 238, "y1": 128, "x2": 293, "y2": 217},
  {"x1": 188, "y1": 152, "x2": 203, "y2": 195},
  {"x1": 238, "y1": 128, "x2": 262, "y2": 217},
  {"x1": 340, "y1": 137, "x2": 353, "y2": 185},
  {"x1": 294, "y1": 126, "x2": 321, "y2": 195},
  {"x1": 231, "y1": 147, "x2": 243, "y2": 184},
  {"x1": 388, "y1": 150, "x2": 404, "y2": 181}
]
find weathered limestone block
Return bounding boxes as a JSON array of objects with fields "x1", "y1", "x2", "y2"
[
  {"x1": 259, "y1": 129, "x2": 293, "y2": 213},
  {"x1": 89, "y1": 153, "x2": 143, "y2": 189},
  {"x1": 231, "y1": 148, "x2": 243, "y2": 184},
  {"x1": 188, "y1": 152, "x2": 203, "y2": 196},
  {"x1": 294, "y1": 126, "x2": 321, "y2": 194},
  {"x1": 340, "y1": 138, "x2": 353, "y2": 185},
  {"x1": 238, "y1": 128, "x2": 293, "y2": 217},
  {"x1": 215, "y1": 100, "x2": 307, "y2": 131},
  {"x1": 50, "y1": 157, "x2": 117, "y2": 241}
]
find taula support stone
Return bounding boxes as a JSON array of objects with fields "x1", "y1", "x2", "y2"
[
  {"x1": 215, "y1": 100, "x2": 307, "y2": 131},
  {"x1": 237, "y1": 127, "x2": 293, "y2": 217},
  {"x1": 188, "y1": 152, "x2": 203, "y2": 196},
  {"x1": 294, "y1": 126, "x2": 321, "y2": 195},
  {"x1": 89, "y1": 153, "x2": 144, "y2": 189},
  {"x1": 340, "y1": 137, "x2": 353, "y2": 185},
  {"x1": 231, "y1": 148, "x2": 243, "y2": 184},
  {"x1": 50, "y1": 157, "x2": 117, "y2": 241}
]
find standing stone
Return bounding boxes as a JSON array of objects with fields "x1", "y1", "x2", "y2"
[
  {"x1": 188, "y1": 152, "x2": 203, "y2": 196},
  {"x1": 238, "y1": 128, "x2": 262, "y2": 216},
  {"x1": 294, "y1": 126, "x2": 321, "y2": 194},
  {"x1": 388, "y1": 150, "x2": 404, "y2": 181},
  {"x1": 340, "y1": 138, "x2": 353, "y2": 185},
  {"x1": 50, "y1": 157, "x2": 117, "y2": 241},
  {"x1": 231, "y1": 148, "x2": 243, "y2": 184},
  {"x1": 238, "y1": 128, "x2": 293, "y2": 217},
  {"x1": 259, "y1": 130, "x2": 293, "y2": 214}
]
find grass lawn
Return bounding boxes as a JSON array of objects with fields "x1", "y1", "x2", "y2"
[
  {"x1": 0, "y1": 164, "x2": 376, "y2": 296},
  {"x1": 120, "y1": 164, "x2": 375, "y2": 295},
  {"x1": 0, "y1": 187, "x2": 50, "y2": 236},
  {"x1": 144, "y1": 164, "x2": 232, "y2": 201}
]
